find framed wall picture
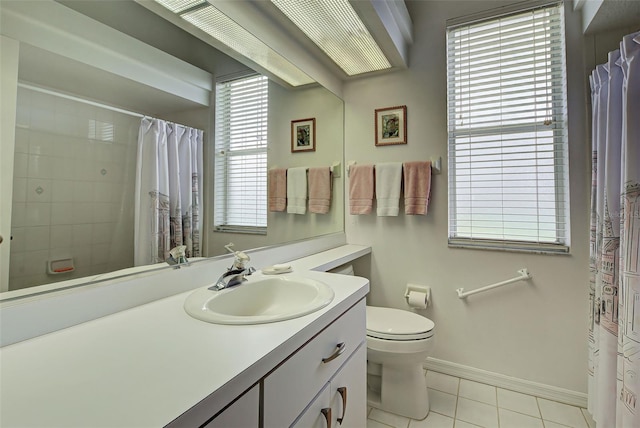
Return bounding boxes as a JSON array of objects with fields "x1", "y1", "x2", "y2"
[
  {"x1": 375, "y1": 105, "x2": 407, "y2": 146},
  {"x1": 291, "y1": 118, "x2": 316, "y2": 152}
]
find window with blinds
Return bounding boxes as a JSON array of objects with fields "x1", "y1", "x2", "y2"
[
  {"x1": 446, "y1": 3, "x2": 569, "y2": 253},
  {"x1": 214, "y1": 75, "x2": 268, "y2": 233}
]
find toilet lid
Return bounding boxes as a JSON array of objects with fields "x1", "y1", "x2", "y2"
[{"x1": 366, "y1": 306, "x2": 435, "y2": 340}]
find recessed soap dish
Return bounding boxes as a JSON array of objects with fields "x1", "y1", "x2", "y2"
[{"x1": 47, "y1": 258, "x2": 75, "y2": 274}]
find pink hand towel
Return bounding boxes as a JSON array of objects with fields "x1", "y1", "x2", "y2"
[
  {"x1": 268, "y1": 168, "x2": 287, "y2": 212},
  {"x1": 308, "y1": 167, "x2": 332, "y2": 214},
  {"x1": 349, "y1": 164, "x2": 375, "y2": 215},
  {"x1": 403, "y1": 161, "x2": 432, "y2": 215}
]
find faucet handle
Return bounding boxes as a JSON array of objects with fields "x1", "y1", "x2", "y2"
[{"x1": 233, "y1": 251, "x2": 250, "y2": 269}]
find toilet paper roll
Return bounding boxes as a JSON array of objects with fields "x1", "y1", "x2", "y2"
[{"x1": 407, "y1": 290, "x2": 428, "y2": 309}]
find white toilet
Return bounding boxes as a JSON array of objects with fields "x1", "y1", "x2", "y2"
[{"x1": 331, "y1": 265, "x2": 435, "y2": 420}]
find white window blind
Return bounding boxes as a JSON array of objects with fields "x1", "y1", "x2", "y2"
[
  {"x1": 447, "y1": 3, "x2": 569, "y2": 253},
  {"x1": 214, "y1": 75, "x2": 268, "y2": 233}
]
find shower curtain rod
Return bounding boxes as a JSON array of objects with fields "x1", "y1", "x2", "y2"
[{"x1": 18, "y1": 83, "x2": 145, "y2": 119}]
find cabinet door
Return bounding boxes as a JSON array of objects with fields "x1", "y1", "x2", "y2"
[
  {"x1": 204, "y1": 385, "x2": 259, "y2": 428},
  {"x1": 264, "y1": 302, "x2": 366, "y2": 427},
  {"x1": 330, "y1": 344, "x2": 367, "y2": 428},
  {"x1": 292, "y1": 384, "x2": 332, "y2": 428}
]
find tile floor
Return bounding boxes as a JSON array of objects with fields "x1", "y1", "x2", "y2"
[{"x1": 367, "y1": 371, "x2": 596, "y2": 428}]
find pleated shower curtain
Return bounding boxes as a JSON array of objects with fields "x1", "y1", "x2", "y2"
[
  {"x1": 588, "y1": 32, "x2": 640, "y2": 428},
  {"x1": 134, "y1": 118, "x2": 203, "y2": 266}
]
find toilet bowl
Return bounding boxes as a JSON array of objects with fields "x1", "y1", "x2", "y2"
[{"x1": 330, "y1": 265, "x2": 435, "y2": 420}]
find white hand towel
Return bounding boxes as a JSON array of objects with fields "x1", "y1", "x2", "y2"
[
  {"x1": 287, "y1": 167, "x2": 308, "y2": 214},
  {"x1": 375, "y1": 162, "x2": 403, "y2": 216}
]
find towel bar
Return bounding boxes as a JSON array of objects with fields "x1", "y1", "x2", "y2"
[
  {"x1": 347, "y1": 158, "x2": 442, "y2": 176},
  {"x1": 456, "y1": 269, "x2": 532, "y2": 299}
]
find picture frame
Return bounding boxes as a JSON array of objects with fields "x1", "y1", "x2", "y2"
[
  {"x1": 291, "y1": 118, "x2": 316, "y2": 153},
  {"x1": 375, "y1": 105, "x2": 407, "y2": 146}
]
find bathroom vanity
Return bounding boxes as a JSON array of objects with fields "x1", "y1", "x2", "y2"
[{"x1": 0, "y1": 268, "x2": 369, "y2": 427}]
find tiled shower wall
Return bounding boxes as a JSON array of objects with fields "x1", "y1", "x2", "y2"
[{"x1": 10, "y1": 87, "x2": 139, "y2": 290}]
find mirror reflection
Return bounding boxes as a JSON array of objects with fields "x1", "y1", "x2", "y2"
[{"x1": 1, "y1": 0, "x2": 344, "y2": 294}]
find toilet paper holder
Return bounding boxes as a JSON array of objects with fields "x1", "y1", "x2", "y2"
[{"x1": 404, "y1": 284, "x2": 431, "y2": 308}]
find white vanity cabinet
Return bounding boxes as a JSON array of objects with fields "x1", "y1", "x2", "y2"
[
  {"x1": 292, "y1": 344, "x2": 367, "y2": 428},
  {"x1": 263, "y1": 301, "x2": 366, "y2": 428},
  {"x1": 204, "y1": 385, "x2": 259, "y2": 428}
]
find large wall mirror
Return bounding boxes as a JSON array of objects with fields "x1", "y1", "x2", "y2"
[{"x1": 0, "y1": 0, "x2": 344, "y2": 296}]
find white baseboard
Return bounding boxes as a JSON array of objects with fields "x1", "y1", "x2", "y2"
[{"x1": 424, "y1": 357, "x2": 588, "y2": 408}]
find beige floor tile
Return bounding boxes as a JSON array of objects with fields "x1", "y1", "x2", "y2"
[
  {"x1": 429, "y1": 388, "x2": 458, "y2": 418},
  {"x1": 368, "y1": 418, "x2": 395, "y2": 428},
  {"x1": 409, "y1": 411, "x2": 454, "y2": 428},
  {"x1": 453, "y1": 419, "x2": 483, "y2": 427},
  {"x1": 537, "y1": 399, "x2": 588, "y2": 428},
  {"x1": 498, "y1": 408, "x2": 544, "y2": 428},
  {"x1": 497, "y1": 388, "x2": 541, "y2": 418},
  {"x1": 456, "y1": 397, "x2": 499, "y2": 428},
  {"x1": 459, "y1": 380, "x2": 497, "y2": 406},
  {"x1": 426, "y1": 371, "x2": 460, "y2": 395},
  {"x1": 369, "y1": 408, "x2": 411, "y2": 428}
]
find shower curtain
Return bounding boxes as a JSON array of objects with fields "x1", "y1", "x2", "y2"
[
  {"x1": 588, "y1": 32, "x2": 640, "y2": 428},
  {"x1": 134, "y1": 118, "x2": 203, "y2": 266}
]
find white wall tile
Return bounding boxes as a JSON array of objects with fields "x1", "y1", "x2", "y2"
[
  {"x1": 51, "y1": 202, "x2": 74, "y2": 225},
  {"x1": 13, "y1": 152, "x2": 28, "y2": 177},
  {"x1": 50, "y1": 225, "x2": 73, "y2": 249},
  {"x1": 26, "y1": 178, "x2": 52, "y2": 203},
  {"x1": 25, "y1": 202, "x2": 51, "y2": 226},
  {"x1": 73, "y1": 181, "x2": 94, "y2": 202},
  {"x1": 12, "y1": 177, "x2": 27, "y2": 202},
  {"x1": 72, "y1": 224, "x2": 93, "y2": 246},
  {"x1": 52, "y1": 180, "x2": 75, "y2": 202},
  {"x1": 11, "y1": 203, "x2": 26, "y2": 227},
  {"x1": 25, "y1": 226, "x2": 50, "y2": 251},
  {"x1": 10, "y1": 227, "x2": 26, "y2": 253}
]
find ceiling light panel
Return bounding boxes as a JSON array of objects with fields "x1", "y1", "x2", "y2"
[
  {"x1": 153, "y1": 0, "x2": 204, "y2": 14},
  {"x1": 270, "y1": 0, "x2": 391, "y2": 76},
  {"x1": 152, "y1": 1, "x2": 315, "y2": 87}
]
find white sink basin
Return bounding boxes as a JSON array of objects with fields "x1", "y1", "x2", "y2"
[{"x1": 184, "y1": 275, "x2": 335, "y2": 324}]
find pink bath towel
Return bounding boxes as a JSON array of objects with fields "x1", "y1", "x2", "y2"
[
  {"x1": 268, "y1": 168, "x2": 287, "y2": 212},
  {"x1": 403, "y1": 161, "x2": 432, "y2": 215},
  {"x1": 308, "y1": 167, "x2": 331, "y2": 214},
  {"x1": 349, "y1": 164, "x2": 375, "y2": 215}
]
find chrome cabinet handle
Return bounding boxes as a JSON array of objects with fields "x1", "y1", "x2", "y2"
[
  {"x1": 322, "y1": 342, "x2": 346, "y2": 363},
  {"x1": 321, "y1": 407, "x2": 332, "y2": 428},
  {"x1": 337, "y1": 387, "x2": 347, "y2": 424}
]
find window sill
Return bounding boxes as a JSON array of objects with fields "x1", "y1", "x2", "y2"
[
  {"x1": 448, "y1": 238, "x2": 570, "y2": 255},
  {"x1": 214, "y1": 226, "x2": 267, "y2": 235}
]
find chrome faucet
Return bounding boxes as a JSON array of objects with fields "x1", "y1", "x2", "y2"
[{"x1": 209, "y1": 243, "x2": 255, "y2": 291}]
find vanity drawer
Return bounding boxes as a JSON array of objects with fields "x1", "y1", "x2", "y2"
[{"x1": 263, "y1": 300, "x2": 366, "y2": 428}]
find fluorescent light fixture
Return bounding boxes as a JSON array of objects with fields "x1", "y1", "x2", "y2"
[
  {"x1": 270, "y1": 0, "x2": 391, "y2": 75},
  {"x1": 153, "y1": 0, "x2": 203, "y2": 14},
  {"x1": 152, "y1": 0, "x2": 315, "y2": 86}
]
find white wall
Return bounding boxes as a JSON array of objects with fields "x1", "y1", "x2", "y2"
[{"x1": 344, "y1": 1, "x2": 590, "y2": 393}]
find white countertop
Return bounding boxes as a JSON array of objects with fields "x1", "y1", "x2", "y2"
[{"x1": 0, "y1": 269, "x2": 369, "y2": 427}]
